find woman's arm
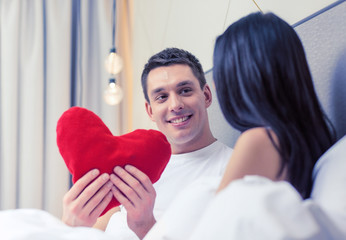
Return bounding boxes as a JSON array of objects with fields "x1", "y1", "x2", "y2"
[{"x1": 217, "y1": 127, "x2": 287, "y2": 193}]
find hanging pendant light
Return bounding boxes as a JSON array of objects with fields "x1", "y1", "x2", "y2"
[
  {"x1": 105, "y1": 47, "x2": 123, "y2": 75},
  {"x1": 104, "y1": 0, "x2": 123, "y2": 105},
  {"x1": 104, "y1": 78, "x2": 124, "y2": 105}
]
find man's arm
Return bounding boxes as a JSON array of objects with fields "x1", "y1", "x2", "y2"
[
  {"x1": 62, "y1": 169, "x2": 113, "y2": 227},
  {"x1": 93, "y1": 206, "x2": 120, "y2": 230},
  {"x1": 110, "y1": 165, "x2": 157, "y2": 239}
]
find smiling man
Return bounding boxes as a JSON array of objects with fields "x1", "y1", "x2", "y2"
[
  {"x1": 61, "y1": 48, "x2": 233, "y2": 240},
  {"x1": 145, "y1": 64, "x2": 215, "y2": 154},
  {"x1": 104, "y1": 48, "x2": 233, "y2": 239}
]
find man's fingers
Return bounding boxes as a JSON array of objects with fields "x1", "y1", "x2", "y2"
[
  {"x1": 110, "y1": 173, "x2": 141, "y2": 205},
  {"x1": 124, "y1": 165, "x2": 155, "y2": 193},
  {"x1": 77, "y1": 173, "x2": 111, "y2": 206},
  {"x1": 89, "y1": 191, "x2": 114, "y2": 219},
  {"x1": 111, "y1": 186, "x2": 134, "y2": 210},
  {"x1": 83, "y1": 181, "x2": 113, "y2": 213},
  {"x1": 64, "y1": 169, "x2": 100, "y2": 203},
  {"x1": 62, "y1": 170, "x2": 115, "y2": 228}
]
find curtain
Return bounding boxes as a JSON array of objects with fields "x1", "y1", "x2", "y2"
[
  {"x1": 118, "y1": 0, "x2": 134, "y2": 133},
  {"x1": 0, "y1": 0, "x2": 132, "y2": 218}
]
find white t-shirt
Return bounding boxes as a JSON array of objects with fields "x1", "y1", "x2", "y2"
[{"x1": 105, "y1": 141, "x2": 233, "y2": 238}]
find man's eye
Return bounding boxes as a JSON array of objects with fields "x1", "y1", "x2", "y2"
[
  {"x1": 180, "y1": 88, "x2": 192, "y2": 95},
  {"x1": 155, "y1": 95, "x2": 167, "y2": 102}
]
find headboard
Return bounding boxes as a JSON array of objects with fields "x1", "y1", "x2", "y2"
[{"x1": 207, "y1": 0, "x2": 346, "y2": 148}]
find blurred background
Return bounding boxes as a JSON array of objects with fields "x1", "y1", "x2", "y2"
[{"x1": 0, "y1": 0, "x2": 343, "y2": 218}]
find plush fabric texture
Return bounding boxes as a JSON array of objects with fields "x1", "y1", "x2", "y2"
[{"x1": 56, "y1": 107, "x2": 171, "y2": 215}]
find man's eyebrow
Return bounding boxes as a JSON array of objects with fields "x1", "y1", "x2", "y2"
[
  {"x1": 151, "y1": 87, "x2": 165, "y2": 96},
  {"x1": 150, "y1": 80, "x2": 194, "y2": 96},
  {"x1": 177, "y1": 80, "x2": 193, "y2": 87}
]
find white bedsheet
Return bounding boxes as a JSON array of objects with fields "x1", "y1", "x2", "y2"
[
  {"x1": 0, "y1": 208, "x2": 114, "y2": 240},
  {"x1": 1, "y1": 176, "x2": 345, "y2": 240},
  {"x1": 146, "y1": 176, "x2": 346, "y2": 240}
]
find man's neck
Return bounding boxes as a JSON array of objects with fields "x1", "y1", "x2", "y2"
[{"x1": 171, "y1": 136, "x2": 217, "y2": 154}]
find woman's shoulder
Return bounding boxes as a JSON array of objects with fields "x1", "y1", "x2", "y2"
[
  {"x1": 237, "y1": 127, "x2": 279, "y2": 150},
  {"x1": 232, "y1": 127, "x2": 284, "y2": 180}
]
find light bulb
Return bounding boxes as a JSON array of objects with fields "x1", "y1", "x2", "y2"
[
  {"x1": 104, "y1": 79, "x2": 124, "y2": 105},
  {"x1": 105, "y1": 48, "x2": 124, "y2": 75}
]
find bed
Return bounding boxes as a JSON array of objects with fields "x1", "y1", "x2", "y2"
[{"x1": 1, "y1": 1, "x2": 346, "y2": 239}]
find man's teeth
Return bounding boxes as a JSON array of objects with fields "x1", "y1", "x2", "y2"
[{"x1": 171, "y1": 116, "x2": 189, "y2": 123}]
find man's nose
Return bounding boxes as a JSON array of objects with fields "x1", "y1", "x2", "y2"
[{"x1": 169, "y1": 94, "x2": 184, "y2": 112}]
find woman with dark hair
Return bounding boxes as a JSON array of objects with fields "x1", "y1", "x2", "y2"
[{"x1": 214, "y1": 12, "x2": 335, "y2": 199}]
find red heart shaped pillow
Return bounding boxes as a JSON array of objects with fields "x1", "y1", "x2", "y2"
[{"x1": 56, "y1": 107, "x2": 171, "y2": 215}]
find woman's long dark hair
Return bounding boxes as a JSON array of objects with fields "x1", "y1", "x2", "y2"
[{"x1": 213, "y1": 12, "x2": 336, "y2": 199}]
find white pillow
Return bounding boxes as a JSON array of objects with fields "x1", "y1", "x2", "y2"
[{"x1": 311, "y1": 135, "x2": 346, "y2": 232}]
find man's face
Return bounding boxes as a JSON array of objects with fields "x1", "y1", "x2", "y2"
[{"x1": 145, "y1": 64, "x2": 212, "y2": 153}]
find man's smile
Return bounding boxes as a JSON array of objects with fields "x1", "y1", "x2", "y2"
[{"x1": 167, "y1": 114, "x2": 192, "y2": 124}]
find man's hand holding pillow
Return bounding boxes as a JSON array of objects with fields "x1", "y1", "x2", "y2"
[{"x1": 56, "y1": 107, "x2": 171, "y2": 234}]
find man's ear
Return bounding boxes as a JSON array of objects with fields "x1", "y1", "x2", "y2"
[
  {"x1": 203, "y1": 84, "x2": 213, "y2": 108},
  {"x1": 145, "y1": 101, "x2": 156, "y2": 122}
]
